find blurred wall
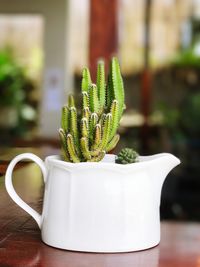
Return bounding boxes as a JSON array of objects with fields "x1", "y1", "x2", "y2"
[{"x1": 0, "y1": 0, "x2": 73, "y2": 137}]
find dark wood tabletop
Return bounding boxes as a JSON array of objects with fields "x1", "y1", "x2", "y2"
[{"x1": 0, "y1": 149, "x2": 200, "y2": 267}]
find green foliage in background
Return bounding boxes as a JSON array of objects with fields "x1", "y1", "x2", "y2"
[
  {"x1": 172, "y1": 46, "x2": 200, "y2": 68},
  {"x1": 181, "y1": 92, "x2": 200, "y2": 135},
  {"x1": 157, "y1": 91, "x2": 200, "y2": 139},
  {"x1": 59, "y1": 57, "x2": 125, "y2": 163},
  {"x1": 0, "y1": 48, "x2": 26, "y2": 107},
  {"x1": 157, "y1": 102, "x2": 180, "y2": 130},
  {"x1": 0, "y1": 47, "x2": 36, "y2": 136}
]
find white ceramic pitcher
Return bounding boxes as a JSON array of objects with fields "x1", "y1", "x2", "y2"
[{"x1": 5, "y1": 152, "x2": 180, "y2": 252}]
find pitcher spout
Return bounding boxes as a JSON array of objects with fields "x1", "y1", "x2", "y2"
[
  {"x1": 156, "y1": 153, "x2": 181, "y2": 179},
  {"x1": 144, "y1": 153, "x2": 181, "y2": 201},
  {"x1": 140, "y1": 153, "x2": 181, "y2": 177}
]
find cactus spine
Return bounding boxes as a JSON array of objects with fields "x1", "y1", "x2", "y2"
[{"x1": 59, "y1": 57, "x2": 125, "y2": 163}]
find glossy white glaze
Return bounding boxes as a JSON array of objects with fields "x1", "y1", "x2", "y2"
[{"x1": 5, "y1": 153, "x2": 180, "y2": 252}]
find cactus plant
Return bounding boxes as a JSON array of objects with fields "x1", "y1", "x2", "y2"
[
  {"x1": 116, "y1": 148, "x2": 139, "y2": 164},
  {"x1": 59, "y1": 57, "x2": 125, "y2": 163}
]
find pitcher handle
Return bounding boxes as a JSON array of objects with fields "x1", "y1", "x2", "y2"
[{"x1": 5, "y1": 153, "x2": 47, "y2": 229}]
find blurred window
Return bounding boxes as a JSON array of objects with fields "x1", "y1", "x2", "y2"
[
  {"x1": 0, "y1": 15, "x2": 44, "y2": 135},
  {"x1": 0, "y1": 15, "x2": 43, "y2": 82},
  {"x1": 69, "y1": 0, "x2": 200, "y2": 74},
  {"x1": 68, "y1": 0, "x2": 90, "y2": 75}
]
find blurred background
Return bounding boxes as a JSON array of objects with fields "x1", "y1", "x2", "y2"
[{"x1": 0, "y1": 0, "x2": 200, "y2": 221}]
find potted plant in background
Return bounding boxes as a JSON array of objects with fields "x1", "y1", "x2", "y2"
[
  {"x1": 0, "y1": 47, "x2": 36, "y2": 140},
  {"x1": 5, "y1": 57, "x2": 180, "y2": 252}
]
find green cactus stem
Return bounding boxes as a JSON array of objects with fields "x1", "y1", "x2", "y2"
[
  {"x1": 81, "y1": 67, "x2": 92, "y2": 93},
  {"x1": 80, "y1": 137, "x2": 91, "y2": 160},
  {"x1": 67, "y1": 134, "x2": 80, "y2": 163},
  {"x1": 97, "y1": 59, "x2": 106, "y2": 112},
  {"x1": 110, "y1": 99, "x2": 119, "y2": 139},
  {"x1": 61, "y1": 106, "x2": 69, "y2": 133},
  {"x1": 107, "y1": 57, "x2": 125, "y2": 116},
  {"x1": 69, "y1": 107, "x2": 79, "y2": 142},
  {"x1": 89, "y1": 84, "x2": 100, "y2": 114},
  {"x1": 59, "y1": 128, "x2": 67, "y2": 151},
  {"x1": 89, "y1": 112, "x2": 98, "y2": 141},
  {"x1": 98, "y1": 113, "x2": 105, "y2": 127},
  {"x1": 81, "y1": 117, "x2": 89, "y2": 138},
  {"x1": 93, "y1": 123, "x2": 101, "y2": 149},
  {"x1": 106, "y1": 74, "x2": 113, "y2": 110},
  {"x1": 59, "y1": 128, "x2": 70, "y2": 161},
  {"x1": 116, "y1": 148, "x2": 139, "y2": 164},
  {"x1": 99, "y1": 113, "x2": 112, "y2": 150},
  {"x1": 87, "y1": 151, "x2": 105, "y2": 162},
  {"x1": 69, "y1": 107, "x2": 81, "y2": 157},
  {"x1": 82, "y1": 92, "x2": 89, "y2": 109},
  {"x1": 68, "y1": 94, "x2": 75, "y2": 108},
  {"x1": 82, "y1": 107, "x2": 90, "y2": 120},
  {"x1": 106, "y1": 134, "x2": 120, "y2": 152}
]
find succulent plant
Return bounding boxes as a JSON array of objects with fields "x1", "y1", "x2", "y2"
[
  {"x1": 59, "y1": 57, "x2": 125, "y2": 163},
  {"x1": 116, "y1": 148, "x2": 139, "y2": 164}
]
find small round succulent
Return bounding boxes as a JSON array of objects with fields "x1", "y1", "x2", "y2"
[{"x1": 116, "y1": 148, "x2": 139, "y2": 164}]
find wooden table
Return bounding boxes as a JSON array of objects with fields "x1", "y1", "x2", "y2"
[{"x1": 0, "y1": 154, "x2": 200, "y2": 266}]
